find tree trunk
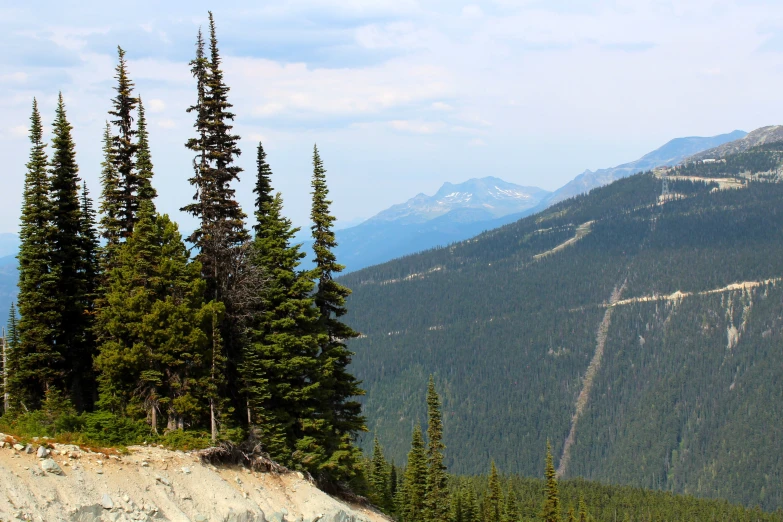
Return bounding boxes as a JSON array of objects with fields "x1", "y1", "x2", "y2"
[{"x1": 2, "y1": 328, "x2": 8, "y2": 413}]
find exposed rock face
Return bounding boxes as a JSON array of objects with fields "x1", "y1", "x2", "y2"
[
  {"x1": 0, "y1": 437, "x2": 386, "y2": 522},
  {"x1": 688, "y1": 125, "x2": 783, "y2": 161}
]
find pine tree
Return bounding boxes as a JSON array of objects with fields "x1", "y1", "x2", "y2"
[
  {"x1": 109, "y1": 46, "x2": 140, "y2": 238},
  {"x1": 182, "y1": 14, "x2": 249, "y2": 428},
  {"x1": 451, "y1": 486, "x2": 464, "y2": 522},
  {"x1": 309, "y1": 144, "x2": 366, "y2": 478},
  {"x1": 486, "y1": 461, "x2": 503, "y2": 522},
  {"x1": 424, "y1": 376, "x2": 450, "y2": 522},
  {"x1": 99, "y1": 121, "x2": 122, "y2": 262},
  {"x1": 578, "y1": 495, "x2": 588, "y2": 522},
  {"x1": 541, "y1": 442, "x2": 561, "y2": 522},
  {"x1": 369, "y1": 437, "x2": 392, "y2": 510},
  {"x1": 15, "y1": 98, "x2": 58, "y2": 410},
  {"x1": 79, "y1": 182, "x2": 100, "y2": 314},
  {"x1": 503, "y1": 482, "x2": 519, "y2": 522},
  {"x1": 244, "y1": 188, "x2": 320, "y2": 466},
  {"x1": 49, "y1": 92, "x2": 90, "y2": 410},
  {"x1": 3, "y1": 303, "x2": 19, "y2": 414},
  {"x1": 565, "y1": 507, "x2": 576, "y2": 522},
  {"x1": 401, "y1": 424, "x2": 428, "y2": 522},
  {"x1": 135, "y1": 97, "x2": 157, "y2": 203},
  {"x1": 462, "y1": 484, "x2": 479, "y2": 522}
]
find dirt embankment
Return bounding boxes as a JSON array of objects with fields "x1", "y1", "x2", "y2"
[{"x1": 0, "y1": 435, "x2": 387, "y2": 522}]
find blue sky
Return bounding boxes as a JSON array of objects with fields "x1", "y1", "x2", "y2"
[{"x1": 2, "y1": 0, "x2": 783, "y2": 233}]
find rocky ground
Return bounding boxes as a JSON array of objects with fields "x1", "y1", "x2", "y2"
[{"x1": 0, "y1": 433, "x2": 388, "y2": 522}]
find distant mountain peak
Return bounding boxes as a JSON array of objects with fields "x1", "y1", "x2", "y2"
[{"x1": 368, "y1": 177, "x2": 550, "y2": 225}]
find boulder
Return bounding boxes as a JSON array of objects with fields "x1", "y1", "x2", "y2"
[
  {"x1": 223, "y1": 511, "x2": 266, "y2": 522},
  {"x1": 102, "y1": 494, "x2": 115, "y2": 510},
  {"x1": 13, "y1": 443, "x2": 25, "y2": 451},
  {"x1": 70, "y1": 504, "x2": 103, "y2": 522},
  {"x1": 41, "y1": 458, "x2": 64, "y2": 475},
  {"x1": 25, "y1": 443, "x2": 34, "y2": 453},
  {"x1": 37, "y1": 446, "x2": 50, "y2": 458}
]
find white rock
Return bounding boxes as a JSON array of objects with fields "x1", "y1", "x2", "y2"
[
  {"x1": 102, "y1": 493, "x2": 114, "y2": 510},
  {"x1": 181, "y1": 466, "x2": 191, "y2": 474},
  {"x1": 41, "y1": 458, "x2": 64, "y2": 475},
  {"x1": 37, "y1": 446, "x2": 49, "y2": 458},
  {"x1": 13, "y1": 443, "x2": 25, "y2": 451}
]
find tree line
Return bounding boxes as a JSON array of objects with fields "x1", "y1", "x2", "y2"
[{"x1": 0, "y1": 13, "x2": 365, "y2": 487}]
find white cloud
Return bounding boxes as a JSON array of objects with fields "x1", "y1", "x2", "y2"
[
  {"x1": 147, "y1": 98, "x2": 166, "y2": 113},
  {"x1": 1, "y1": 72, "x2": 27, "y2": 83},
  {"x1": 431, "y1": 101, "x2": 453, "y2": 111},
  {"x1": 157, "y1": 119, "x2": 176, "y2": 129}
]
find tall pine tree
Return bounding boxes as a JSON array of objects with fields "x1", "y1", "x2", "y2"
[
  {"x1": 309, "y1": 144, "x2": 365, "y2": 479},
  {"x1": 369, "y1": 436, "x2": 392, "y2": 510},
  {"x1": 15, "y1": 98, "x2": 57, "y2": 410},
  {"x1": 182, "y1": 14, "x2": 249, "y2": 427},
  {"x1": 424, "y1": 376, "x2": 449, "y2": 522},
  {"x1": 109, "y1": 46, "x2": 140, "y2": 238},
  {"x1": 49, "y1": 93, "x2": 90, "y2": 410}
]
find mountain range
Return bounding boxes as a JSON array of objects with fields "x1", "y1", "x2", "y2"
[
  {"x1": 327, "y1": 129, "x2": 746, "y2": 272},
  {"x1": 340, "y1": 140, "x2": 783, "y2": 510}
]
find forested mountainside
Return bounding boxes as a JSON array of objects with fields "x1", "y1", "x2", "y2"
[{"x1": 341, "y1": 144, "x2": 783, "y2": 510}]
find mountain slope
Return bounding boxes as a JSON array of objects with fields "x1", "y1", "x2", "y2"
[
  {"x1": 543, "y1": 130, "x2": 746, "y2": 205},
  {"x1": 341, "y1": 143, "x2": 783, "y2": 510},
  {"x1": 689, "y1": 125, "x2": 783, "y2": 160}
]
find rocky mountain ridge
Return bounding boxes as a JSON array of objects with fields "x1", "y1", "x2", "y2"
[{"x1": 0, "y1": 434, "x2": 385, "y2": 522}]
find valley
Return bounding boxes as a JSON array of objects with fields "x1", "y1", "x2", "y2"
[{"x1": 342, "y1": 143, "x2": 783, "y2": 510}]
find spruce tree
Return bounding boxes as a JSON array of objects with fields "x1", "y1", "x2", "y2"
[
  {"x1": 309, "y1": 144, "x2": 365, "y2": 476},
  {"x1": 79, "y1": 182, "x2": 100, "y2": 314},
  {"x1": 49, "y1": 92, "x2": 90, "y2": 410},
  {"x1": 182, "y1": 14, "x2": 249, "y2": 425},
  {"x1": 462, "y1": 484, "x2": 479, "y2": 522},
  {"x1": 424, "y1": 376, "x2": 449, "y2": 522},
  {"x1": 369, "y1": 437, "x2": 392, "y2": 510},
  {"x1": 95, "y1": 200, "x2": 213, "y2": 430},
  {"x1": 245, "y1": 188, "x2": 320, "y2": 466},
  {"x1": 541, "y1": 442, "x2": 561, "y2": 522},
  {"x1": 566, "y1": 507, "x2": 576, "y2": 522},
  {"x1": 487, "y1": 461, "x2": 503, "y2": 522},
  {"x1": 15, "y1": 98, "x2": 57, "y2": 410},
  {"x1": 401, "y1": 424, "x2": 428, "y2": 522},
  {"x1": 503, "y1": 482, "x2": 519, "y2": 522},
  {"x1": 135, "y1": 97, "x2": 157, "y2": 203},
  {"x1": 109, "y1": 46, "x2": 140, "y2": 238},
  {"x1": 99, "y1": 121, "x2": 122, "y2": 262}
]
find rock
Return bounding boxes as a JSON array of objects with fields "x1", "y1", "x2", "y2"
[
  {"x1": 71, "y1": 503, "x2": 103, "y2": 522},
  {"x1": 102, "y1": 494, "x2": 115, "y2": 510},
  {"x1": 123, "y1": 494, "x2": 130, "y2": 503},
  {"x1": 41, "y1": 458, "x2": 64, "y2": 475},
  {"x1": 13, "y1": 443, "x2": 25, "y2": 451},
  {"x1": 141, "y1": 460, "x2": 149, "y2": 467},
  {"x1": 268, "y1": 513, "x2": 286, "y2": 522},
  {"x1": 96, "y1": 468, "x2": 104, "y2": 474},
  {"x1": 194, "y1": 515, "x2": 209, "y2": 522},
  {"x1": 24, "y1": 444, "x2": 34, "y2": 454},
  {"x1": 181, "y1": 466, "x2": 191, "y2": 474},
  {"x1": 155, "y1": 475, "x2": 171, "y2": 486},
  {"x1": 37, "y1": 446, "x2": 49, "y2": 458},
  {"x1": 224, "y1": 511, "x2": 265, "y2": 522},
  {"x1": 323, "y1": 511, "x2": 355, "y2": 522}
]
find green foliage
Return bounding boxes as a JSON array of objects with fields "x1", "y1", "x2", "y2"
[
  {"x1": 309, "y1": 145, "x2": 366, "y2": 482},
  {"x1": 95, "y1": 201, "x2": 213, "y2": 433},
  {"x1": 425, "y1": 376, "x2": 450, "y2": 522},
  {"x1": 369, "y1": 436, "x2": 393, "y2": 510},
  {"x1": 108, "y1": 46, "x2": 140, "y2": 239},
  {"x1": 15, "y1": 98, "x2": 57, "y2": 411},
  {"x1": 540, "y1": 442, "x2": 561, "y2": 522},
  {"x1": 135, "y1": 97, "x2": 157, "y2": 203},
  {"x1": 49, "y1": 93, "x2": 93, "y2": 411},
  {"x1": 400, "y1": 425, "x2": 428, "y2": 522},
  {"x1": 99, "y1": 121, "x2": 122, "y2": 259}
]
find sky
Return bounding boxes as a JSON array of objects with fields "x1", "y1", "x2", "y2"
[{"x1": 2, "y1": 0, "x2": 783, "y2": 234}]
